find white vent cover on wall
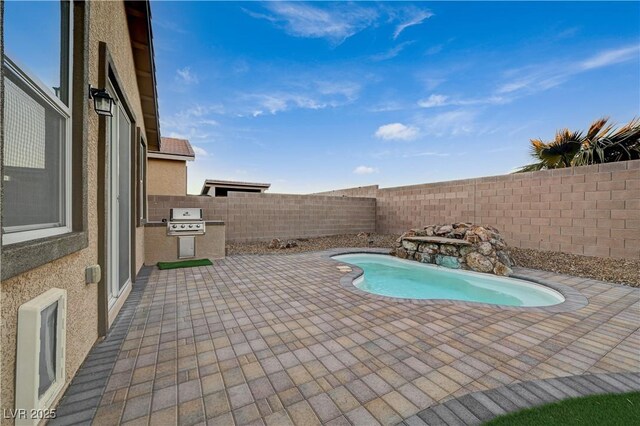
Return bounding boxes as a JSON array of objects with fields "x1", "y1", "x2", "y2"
[{"x1": 15, "y1": 288, "x2": 67, "y2": 425}]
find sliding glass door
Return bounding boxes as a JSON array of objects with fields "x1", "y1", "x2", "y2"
[{"x1": 107, "y1": 81, "x2": 131, "y2": 305}]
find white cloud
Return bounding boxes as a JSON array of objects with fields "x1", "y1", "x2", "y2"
[
  {"x1": 353, "y1": 165, "x2": 378, "y2": 175},
  {"x1": 240, "y1": 81, "x2": 360, "y2": 117},
  {"x1": 426, "y1": 44, "x2": 444, "y2": 55},
  {"x1": 371, "y1": 41, "x2": 415, "y2": 61},
  {"x1": 246, "y1": 93, "x2": 327, "y2": 115},
  {"x1": 245, "y1": 3, "x2": 433, "y2": 45},
  {"x1": 247, "y1": 2, "x2": 378, "y2": 45},
  {"x1": 393, "y1": 10, "x2": 434, "y2": 39},
  {"x1": 418, "y1": 93, "x2": 508, "y2": 108},
  {"x1": 420, "y1": 110, "x2": 478, "y2": 137},
  {"x1": 375, "y1": 123, "x2": 419, "y2": 141},
  {"x1": 314, "y1": 80, "x2": 361, "y2": 100},
  {"x1": 497, "y1": 44, "x2": 640, "y2": 96},
  {"x1": 191, "y1": 146, "x2": 209, "y2": 157},
  {"x1": 418, "y1": 94, "x2": 449, "y2": 108},
  {"x1": 403, "y1": 151, "x2": 450, "y2": 158},
  {"x1": 580, "y1": 45, "x2": 640, "y2": 70},
  {"x1": 175, "y1": 67, "x2": 199, "y2": 84}
]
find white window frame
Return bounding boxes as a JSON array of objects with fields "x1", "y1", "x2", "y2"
[
  {"x1": 15, "y1": 288, "x2": 67, "y2": 426},
  {"x1": 1, "y1": 2, "x2": 73, "y2": 245}
]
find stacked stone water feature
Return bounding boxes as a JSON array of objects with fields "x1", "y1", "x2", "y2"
[{"x1": 390, "y1": 223, "x2": 514, "y2": 276}]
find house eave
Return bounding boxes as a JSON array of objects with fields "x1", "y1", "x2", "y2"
[{"x1": 125, "y1": 0, "x2": 161, "y2": 151}]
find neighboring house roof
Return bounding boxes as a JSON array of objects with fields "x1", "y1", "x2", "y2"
[
  {"x1": 200, "y1": 179, "x2": 271, "y2": 195},
  {"x1": 125, "y1": 1, "x2": 161, "y2": 151},
  {"x1": 148, "y1": 137, "x2": 195, "y2": 161}
]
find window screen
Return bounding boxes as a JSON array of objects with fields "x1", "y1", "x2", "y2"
[
  {"x1": 2, "y1": 0, "x2": 72, "y2": 242},
  {"x1": 3, "y1": 75, "x2": 66, "y2": 231}
]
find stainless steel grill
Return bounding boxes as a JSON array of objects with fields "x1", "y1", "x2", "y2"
[{"x1": 167, "y1": 208, "x2": 206, "y2": 236}]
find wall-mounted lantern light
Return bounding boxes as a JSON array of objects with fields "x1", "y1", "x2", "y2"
[{"x1": 88, "y1": 85, "x2": 114, "y2": 117}]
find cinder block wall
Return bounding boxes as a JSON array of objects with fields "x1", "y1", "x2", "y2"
[
  {"x1": 149, "y1": 160, "x2": 639, "y2": 258},
  {"x1": 315, "y1": 185, "x2": 380, "y2": 198},
  {"x1": 148, "y1": 192, "x2": 376, "y2": 242},
  {"x1": 320, "y1": 160, "x2": 640, "y2": 260}
]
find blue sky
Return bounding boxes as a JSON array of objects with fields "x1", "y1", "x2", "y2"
[{"x1": 151, "y1": 1, "x2": 640, "y2": 194}]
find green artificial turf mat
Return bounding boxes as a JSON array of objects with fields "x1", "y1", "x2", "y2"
[
  {"x1": 157, "y1": 258, "x2": 213, "y2": 270},
  {"x1": 484, "y1": 391, "x2": 640, "y2": 426}
]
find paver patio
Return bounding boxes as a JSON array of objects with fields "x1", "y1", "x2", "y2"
[{"x1": 56, "y1": 249, "x2": 639, "y2": 425}]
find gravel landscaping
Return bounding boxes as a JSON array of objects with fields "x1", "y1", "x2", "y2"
[
  {"x1": 226, "y1": 233, "x2": 639, "y2": 287},
  {"x1": 511, "y1": 247, "x2": 640, "y2": 287},
  {"x1": 226, "y1": 233, "x2": 399, "y2": 255}
]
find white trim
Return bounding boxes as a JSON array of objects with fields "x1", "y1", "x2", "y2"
[
  {"x1": 147, "y1": 152, "x2": 194, "y2": 161},
  {"x1": 2, "y1": 226, "x2": 72, "y2": 245},
  {"x1": 15, "y1": 288, "x2": 67, "y2": 426}
]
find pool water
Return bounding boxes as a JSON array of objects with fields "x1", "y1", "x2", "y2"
[{"x1": 332, "y1": 254, "x2": 564, "y2": 307}]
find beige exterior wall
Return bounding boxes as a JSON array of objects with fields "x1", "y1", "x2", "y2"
[
  {"x1": 147, "y1": 158, "x2": 187, "y2": 196},
  {"x1": 325, "y1": 160, "x2": 640, "y2": 260},
  {"x1": 148, "y1": 192, "x2": 377, "y2": 242},
  {"x1": 1, "y1": 1, "x2": 148, "y2": 417}
]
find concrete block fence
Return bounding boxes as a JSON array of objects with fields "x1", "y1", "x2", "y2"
[
  {"x1": 149, "y1": 160, "x2": 638, "y2": 259},
  {"x1": 148, "y1": 192, "x2": 377, "y2": 242},
  {"x1": 317, "y1": 159, "x2": 640, "y2": 260}
]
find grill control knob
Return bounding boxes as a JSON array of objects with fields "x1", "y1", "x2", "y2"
[
  {"x1": 181, "y1": 224, "x2": 185, "y2": 228},
  {"x1": 188, "y1": 224, "x2": 193, "y2": 228},
  {"x1": 172, "y1": 224, "x2": 177, "y2": 229},
  {"x1": 196, "y1": 224, "x2": 201, "y2": 228}
]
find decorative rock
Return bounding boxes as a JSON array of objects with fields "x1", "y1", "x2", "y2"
[
  {"x1": 435, "y1": 225, "x2": 453, "y2": 235},
  {"x1": 391, "y1": 223, "x2": 514, "y2": 276},
  {"x1": 435, "y1": 255, "x2": 460, "y2": 269},
  {"x1": 466, "y1": 252, "x2": 494, "y2": 273},
  {"x1": 474, "y1": 227, "x2": 492, "y2": 242},
  {"x1": 268, "y1": 238, "x2": 281, "y2": 249},
  {"x1": 402, "y1": 240, "x2": 418, "y2": 251},
  {"x1": 464, "y1": 232, "x2": 480, "y2": 244},
  {"x1": 440, "y1": 244, "x2": 458, "y2": 256},
  {"x1": 357, "y1": 232, "x2": 369, "y2": 238},
  {"x1": 419, "y1": 243, "x2": 439, "y2": 254},
  {"x1": 270, "y1": 239, "x2": 298, "y2": 249},
  {"x1": 493, "y1": 262, "x2": 513, "y2": 276},
  {"x1": 459, "y1": 246, "x2": 474, "y2": 256},
  {"x1": 478, "y1": 242, "x2": 493, "y2": 256},
  {"x1": 497, "y1": 251, "x2": 512, "y2": 267},
  {"x1": 286, "y1": 240, "x2": 298, "y2": 248}
]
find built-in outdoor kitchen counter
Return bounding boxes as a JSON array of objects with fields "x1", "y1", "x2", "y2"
[{"x1": 144, "y1": 207, "x2": 226, "y2": 265}]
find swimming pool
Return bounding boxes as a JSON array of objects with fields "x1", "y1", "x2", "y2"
[{"x1": 332, "y1": 253, "x2": 565, "y2": 307}]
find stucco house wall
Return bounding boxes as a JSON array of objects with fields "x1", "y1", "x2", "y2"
[
  {"x1": 1, "y1": 1, "x2": 149, "y2": 417},
  {"x1": 148, "y1": 157, "x2": 188, "y2": 196}
]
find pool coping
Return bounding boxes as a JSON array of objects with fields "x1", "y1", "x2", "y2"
[{"x1": 322, "y1": 248, "x2": 589, "y2": 313}]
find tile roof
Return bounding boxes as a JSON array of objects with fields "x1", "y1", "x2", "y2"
[{"x1": 153, "y1": 137, "x2": 195, "y2": 158}]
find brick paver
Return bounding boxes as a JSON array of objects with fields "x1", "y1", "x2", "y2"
[
  {"x1": 402, "y1": 372, "x2": 640, "y2": 425},
  {"x1": 55, "y1": 249, "x2": 639, "y2": 425}
]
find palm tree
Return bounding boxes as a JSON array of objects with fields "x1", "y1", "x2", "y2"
[
  {"x1": 572, "y1": 117, "x2": 640, "y2": 166},
  {"x1": 516, "y1": 117, "x2": 640, "y2": 172},
  {"x1": 516, "y1": 129, "x2": 583, "y2": 172}
]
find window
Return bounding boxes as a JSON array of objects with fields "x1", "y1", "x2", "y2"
[
  {"x1": 138, "y1": 137, "x2": 148, "y2": 224},
  {"x1": 2, "y1": 1, "x2": 73, "y2": 245},
  {"x1": 16, "y1": 288, "x2": 67, "y2": 422}
]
